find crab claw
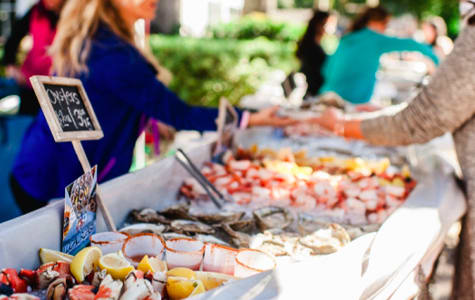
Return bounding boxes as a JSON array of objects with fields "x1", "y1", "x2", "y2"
[
  {"x1": 0, "y1": 269, "x2": 28, "y2": 293},
  {"x1": 19, "y1": 269, "x2": 37, "y2": 287},
  {"x1": 36, "y1": 262, "x2": 72, "y2": 290},
  {"x1": 96, "y1": 275, "x2": 123, "y2": 300},
  {"x1": 46, "y1": 278, "x2": 67, "y2": 300},
  {"x1": 91, "y1": 269, "x2": 108, "y2": 288},
  {"x1": 68, "y1": 285, "x2": 95, "y2": 300},
  {"x1": 120, "y1": 271, "x2": 160, "y2": 300}
]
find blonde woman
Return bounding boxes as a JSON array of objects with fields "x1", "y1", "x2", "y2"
[{"x1": 10, "y1": 0, "x2": 294, "y2": 213}]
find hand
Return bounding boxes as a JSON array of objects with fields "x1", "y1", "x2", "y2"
[
  {"x1": 248, "y1": 106, "x2": 298, "y2": 128},
  {"x1": 157, "y1": 121, "x2": 175, "y2": 140},
  {"x1": 6, "y1": 65, "x2": 26, "y2": 85},
  {"x1": 308, "y1": 108, "x2": 342, "y2": 132}
]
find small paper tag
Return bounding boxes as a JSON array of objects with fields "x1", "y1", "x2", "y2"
[{"x1": 61, "y1": 166, "x2": 98, "y2": 255}]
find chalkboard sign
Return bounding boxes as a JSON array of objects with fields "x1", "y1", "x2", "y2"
[{"x1": 30, "y1": 76, "x2": 103, "y2": 142}]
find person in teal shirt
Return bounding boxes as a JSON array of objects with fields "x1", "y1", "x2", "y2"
[{"x1": 320, "y1": 6, "x2": 439, "y2": 104}]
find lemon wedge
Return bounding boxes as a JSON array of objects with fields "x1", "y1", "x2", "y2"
[
  {"x1": 39, "y1": 248, "x2": 73, "y2": 264},
  {"x1": 137, "y1": 255, "x2": 167, "y2": 274},
  {"x1": 166, "y1": 277, "x2": 205, "y2": 300},
  {"x1": 98, "y1": 252, "x2": 134, "y2": 280},
  {"x1": 196, "y1": 271, "x2": 234, "y2": 291},
  {"x1": 70, "y1": 247, "x2": 102, "y2": 282},
  {"x1": 167, "y1": 267, "x2": 196, "y2": 280},
  {"x1": 189, "y1": 280, "x2": 206, "y2": 296}
]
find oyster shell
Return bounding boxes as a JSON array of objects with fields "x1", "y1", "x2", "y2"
[
  {"x1": 253, "y1": 206, "x2": 294, "y2": 231},
  {"x1": 160, "y1": 203, "x2": 197, "y2": 221},
  {"x1": 297, "y1": 213, "x2": 330, "y2": 235},
  {"x1": 131, "y1": 208, "x2": 171, "y2": 225},
  {"x1": 298, "y1": 224, "x2": 351, "y2": 255},
  {"x1": 194, "y1": 234, "x2": 230, "y2": 247},
  {"x1": 221, "y1": 224, "x2": 250, "y2": 248},
  {"x1": 226, "y1": 218, "x2": 255, "y2": 233},
  {"x1": 170, "y1": 220, "x2": 215, "y2": 235},
  {"x1": 250, "y1": 231, "x2": 299, "y2": 257},
  {"x1": 162, "y1": 232, "x2": 190, "y2": 240},
  {"x1": 121, "y1": 223, "x2": 167, "y2": 236},
  {"x1": 193, "y1": 211, "x2": 244, "y2": 225}
]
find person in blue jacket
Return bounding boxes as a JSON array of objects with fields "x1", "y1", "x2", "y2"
[
  {"x1": 9, "y1": 0, "x2": 295, "y2": 214},
  {"x1": 319, "y1": 6, "x2": 439, "y2": 104}
]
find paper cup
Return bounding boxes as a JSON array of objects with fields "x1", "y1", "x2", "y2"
[
  {"x1": 203, "y1": 243, "x2": 237, "y2": 275},
  {"x1": 234, "y1": 249, "x2": 276, "y2": 278},
  {"x1": 122, "y1": 233, "x2": 165, "y2": 267},
  {"x1": 165, "y1": 238, "x2": 204, "y2": 270},
  {"x1": 90, "y1": 232, "x2": 129, "y2": 255}
]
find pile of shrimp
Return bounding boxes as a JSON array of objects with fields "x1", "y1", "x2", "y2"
[{"x1": 180, "y1": 147, "x2": 416, "y2": 225}]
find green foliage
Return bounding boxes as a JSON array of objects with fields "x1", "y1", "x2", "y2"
[
  {"x1": 150, "y1": 35, "x2": 298, "y2": 107},
  {"x1": 294, "y1": 0, "x2": 315, "y2": 8},
  {"x1": 278, "y1": 0, "x2": 314, "y2": 8},
  {"x1": 210, "y1": 16, "x2": 306, "y2": 43},
  {"x1": 382, "y1": 0, "x2": 460, "y2": 37}
]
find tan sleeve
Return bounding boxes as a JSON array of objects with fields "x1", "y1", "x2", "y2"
[{"x1": 361, "y1": 25, "x2": 475, "y2": 146}]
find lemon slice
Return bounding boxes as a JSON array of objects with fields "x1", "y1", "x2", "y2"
[
  {"x1": 70, "y1": 247, "x2": 102, "y2": 282},
  {"x1": 39, "y1": 248, "x2": 73, "y2": 264},
  {"x1": 166, "y1": 277, "x2": 204, "y2": 300},
  {"x1": 98, "y1": 252, "x2": 134, "y2": 280},
  {"x1": 196, "y1": 271, "x2": 235, "y2": 291},
  {"x1": 137, "y1": 255, "x2": 167, "y2": 274},
  {"x1": 167, "y1": 267, "x2": 196, "y2": 280},
  {"x1": 189, "y1": 280, "x2": 206, "y2": 296}
]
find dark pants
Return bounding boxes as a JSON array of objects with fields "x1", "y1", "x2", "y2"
[{"x1": 9, "y1": 174, "x2": 45, "y2": 214}]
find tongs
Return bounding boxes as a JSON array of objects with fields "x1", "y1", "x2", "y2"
[{"x1": 175, "y1": 148, "x2": 229, "y2": 209}]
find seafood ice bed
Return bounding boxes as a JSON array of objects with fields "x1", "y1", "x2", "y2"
[{"x1": 180, "y1": 146, "x2": 416, "y2": 226}]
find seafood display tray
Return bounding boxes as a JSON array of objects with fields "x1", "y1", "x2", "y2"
[{"x1": 0, "y1": 134, "x2": 466, "y2": 299}]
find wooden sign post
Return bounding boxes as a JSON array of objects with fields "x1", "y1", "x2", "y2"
[{"x1": 30, "y1": 75, "x2": 116, "y2": 231}]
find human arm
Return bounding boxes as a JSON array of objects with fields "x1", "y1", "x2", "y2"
[
  {"x1": 311, "y1": 25, "x2": 475, "y2": 146},
  {"x1": 94, "y1": 47, "x2": 295, "y2": 131},
  {"x1": 377, "y1": 32, "x2": 439, "y2": 65}
]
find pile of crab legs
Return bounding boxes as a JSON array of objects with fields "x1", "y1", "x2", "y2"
[{"x1": 0, "y1": 262, "x2": 165, "y2": 300}]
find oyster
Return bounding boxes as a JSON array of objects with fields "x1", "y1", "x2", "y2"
[
  {"x1": 193, "y1": 211, "x2": 244, "y2": 225},
  {"x1": 160, "y1": 203, "x2": 197, "y2": 221},
  {"x1": 131, "y1": 208, "x2": 171, "y2": 225},
  {"x1": 250, "y1": 231, "x2": 299, "y2": 257},
  {"x1": 121, "y1": 223, "x2": 167, "y2": 236},
  {"x1": 221, "y1": 224, "x2": 250, "y2": 248},
  {"x1": 342, "y1": 224, "x2": 380, "y2": 240},
  {"x1": 253, "y1": 206, "x2": 294, "y2": 231},
  {"x1": 194, "y1": 234, "x2": 230, "y2": 247},
  {"x1": 297, "y1": 213, "x2": 330, "y2": 235},
  {"x1": 226, "y1": 218, "x2": 255, "y2": 233},
  {"x1": 170, "y1": 220, "x2": 215, "y2": 235},
  {"x1": 162, "y1": 232, "x2": 190, "y2": 240},
  {"x1": 298, "y1": 224, "x2": 351, "y2": 255}
]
